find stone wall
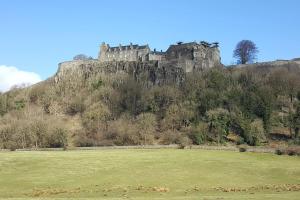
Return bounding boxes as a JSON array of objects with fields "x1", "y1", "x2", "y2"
[
  {"x1": 165, "y1": 42, "x2": 221, "y2": 70},
  {"x1": 98, "y1": 41, "x2": 222, "y2": 70},
  {"x1": 149, "y1": 53, "x2": 164, "y2": 61},
  {"x1": 99, "y1": 43, "x2": 151, "y2": 62}
]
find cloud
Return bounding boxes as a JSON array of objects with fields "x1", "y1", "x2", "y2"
[{"x1": 0, "y1": 65, "x2": 42, "y2": 92}]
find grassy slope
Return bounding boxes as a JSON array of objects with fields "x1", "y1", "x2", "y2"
[{"x1": 0, "y1": 149, "x2": 299, "y2": 199}]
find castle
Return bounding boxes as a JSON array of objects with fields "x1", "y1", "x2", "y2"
[
  {"x1": 57, "y1": 41, "x2": 222, "y2": 86},
  {"x1": 98, "y1": 41, "x2": 221, "y2": 71}
]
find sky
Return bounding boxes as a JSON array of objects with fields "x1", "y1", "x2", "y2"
[{"x1": 0, "y1": 0, "x2": 300, "y2": 91}]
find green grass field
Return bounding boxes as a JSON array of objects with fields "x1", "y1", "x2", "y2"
[{"x1": 0, "y1": 149, "x2": 299, "y2": 200}]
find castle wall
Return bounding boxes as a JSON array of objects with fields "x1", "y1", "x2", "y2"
[
  {"x1": 137, "y1": 48, "x2": 150, "y2": 61},
  {"x1": 98, "y1": 41, "x2": 222, "y2": 70},
  {"x1": 165, "y1": 43, "x2": 221, "y2": 69},
  {"x1": 100, "y1": 49, "x2": 138, "y2": 62},
  {"x1": 149, "y1": 53, "x2": 164, "y2": 61},
  {"x1": 99, "y1": 43, "x2": 151, "y2": 62}
]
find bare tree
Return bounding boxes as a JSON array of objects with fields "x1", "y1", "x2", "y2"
[
  {"x1": 73, "y1": 54, "x2": 93, "y2": 61},
  {"x1": 233, "y1": 40, "x2": 258, "y2": 64}
]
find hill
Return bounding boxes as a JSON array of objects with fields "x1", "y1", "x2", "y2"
[{"x1": 0, "y1": 58, "x2": 300, "y2": 149}]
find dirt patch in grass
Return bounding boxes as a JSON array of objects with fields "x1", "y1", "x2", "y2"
[
  {"x1": 27, "y1": 185, "x2": 170, "y2": 197},
  {"x1": 212, "y1": 184, "x2": 300, "y2": 193}
]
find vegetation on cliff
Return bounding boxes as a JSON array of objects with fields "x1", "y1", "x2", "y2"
[{"x1": 0, "y1": 62, "x2": 300, "y2": 149}]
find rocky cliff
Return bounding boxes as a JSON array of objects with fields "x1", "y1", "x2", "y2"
[{"x1": 55, "y1": 60, "x2": 186, "y2": 86}]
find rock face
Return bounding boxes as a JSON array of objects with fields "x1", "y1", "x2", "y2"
[{"x1": 55, "y1": 60, "x2": 185, "y2": 86}]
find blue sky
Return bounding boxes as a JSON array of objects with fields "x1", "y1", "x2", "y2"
[{"x1": 0, "y1": 0, "x2": 300, "y2": 82}]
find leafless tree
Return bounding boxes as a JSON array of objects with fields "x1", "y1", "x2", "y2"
[
  {"x1": 73, "y1": 54, "x2": 93, "y2": 61},
  {"x1": 233, "y1": 40, "x2": 258, "y2": 64}
]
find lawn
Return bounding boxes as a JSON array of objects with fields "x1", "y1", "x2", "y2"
[{"x1": 0, "y1": 149, "x2": 299, "y2": 199}]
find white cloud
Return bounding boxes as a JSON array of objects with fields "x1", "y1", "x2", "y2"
[{"x1": 0, "y1": 65, "x2": 42, "y2": 92}]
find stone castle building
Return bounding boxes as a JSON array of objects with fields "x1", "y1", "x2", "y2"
[
  {"x1": 56, "y1": 41, "x2": 222, "y2": 87},
  {"x1": 99, "y1": 42, "x2": 164, "y2": 62},
  {"x1": 98, "y1": 41, "x2": 221, "y2": 71}
]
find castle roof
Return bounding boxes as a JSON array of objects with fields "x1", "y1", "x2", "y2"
[
  {"x1": 109, "y1": 44, "x2": 149, "y2": 51},
  {"x1": 151, "y1": 51, "x2": 164, "y2": 55},
  {"x1": 166, "y1": 42, "x2": 199, "y2": 52}
]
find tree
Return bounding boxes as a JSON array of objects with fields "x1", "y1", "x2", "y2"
[
  {"x1": 82, "y1": 102, "x2": 112, "y2": 132},
  {"x1": 73, "y1": 54, "x2": 93, "y2": 60},
  {"x1": 233, "y1": 40, "x2": 258, "y2": 64},
  {"x1": 292, "y1": 103, "x2": 300, "y2": 138},
  {"x1": 136, "y1": 113, "x2": 157, "y2": 144},
  {"x1": 206, "y1": 108, "x2": 230, "y2": 144},
  {"x1": 0, "y1": 94, "x2": 8, "y2": 116},
  {"x1": 118, "y1": 77, "x2": 143, "y2": 115}
]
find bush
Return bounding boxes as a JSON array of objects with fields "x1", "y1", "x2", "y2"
[
  {"x1": 73, "y1": 130, "x2": 95, "y2": 147},
  {"x1": 7, "y1": 141, "x2": 18, "y2": 151},
  {"x1": 249, "y1": 119, "x2": 266, "y2": 145},
  {"x1": 275, "y1": 146, "x2": 300, "y2": 156},
  {"x1": 105, "y1": 116, "x2": 140, "y2": 146},
  {"x1": 188, "y1": 123, "x2": 208, "y2": 145},
  {"x1": 47, "y1": 127, "x2": 68, "y2": 148},
  {"x1": 239, "y1": 145, "x2": 247, "y2": 152},
  {"x1": 275, "y1": 148, "x2": 284, "y2": 155},
  {"x1": 206, "y1": 108, "x2": 230, "y2": 144},
  {"x1": 135, "y1": 113, "x2": 157, "y2": 145},
  {"x1": 160, "y1": 130, "x2": 181, "y2": 145},
  {"x1": 236, "y1": 137, "x2": 245, "y2": 145},
  {"x1": 65, "y1": 97, "x2": 85, "y2": 116},
  {"x1": 286, "y1": 147, "x2": 300, "y2": 156},
  {"x1": 178, "y1": 136, "x2": 191, "y2": 149},
  {"x1": 29, "y1": 85, "x2": 46, "y2": 104}
]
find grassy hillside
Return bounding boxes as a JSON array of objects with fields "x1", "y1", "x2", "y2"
[
  {"x1": 1, "y1": 62, "x2": 300, "y2": 149},
  {"x1": 0, "y1": 149, "x2": 299, "y2": 199}
]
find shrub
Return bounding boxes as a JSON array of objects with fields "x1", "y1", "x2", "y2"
[
  {"x1": 162, "y1": 103, "x2": 194, "y2": 132},
  {"x1": 178, "y1": 136, "x2": 191, "y2": 149},
  {"x1": 105, "y1": 116, "x2": 140, "y2": 146},
  {"x1": 14, "y1": 99, "x2": 26, "y2": 110},
  {"x1": 188, "y1": 123, "x2": 208, "y2": 145},
  {"x1": 160, "y1": 130, "x2": 181, "y2": 145},
  {"x1": 65, "y1": 97, "x2": 85, "y2": 116},
  {"x1": 7, "y1": 141, "x2": 18, "y2": 151},
  {"x1": 135, "y1": 113, "x2": 157, "y2": 145},
  {"x1": 286, "y1": 146, "x2": 300, "y2": 156},
  {"x1": 248, "y1": 119, "x2": 266, "y2": 146},
  {"x1": 47, "y1": 127, "x2": 68, "y2": 148},
  {"x1": 275, "y1": 148, "x2": 284, "y2": 155},
  {"x1": 236, "y1": 137, "x2": 245, "y2": 145},
  {"x1": 275, "y1": 146, "x2": 300, "y2": 156},
  {"x1": 206, "y1": 108, "x2": 230, "y2": 144},
  {"x1": 73, "y1": 130, "x2": 95, "y2": 147},
  {"x1": 29, "y1": 85, "x2": 46, "y2": 104},
  {"x1": 239, "y1": 145, "x2": 247, "y2": 152}
]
